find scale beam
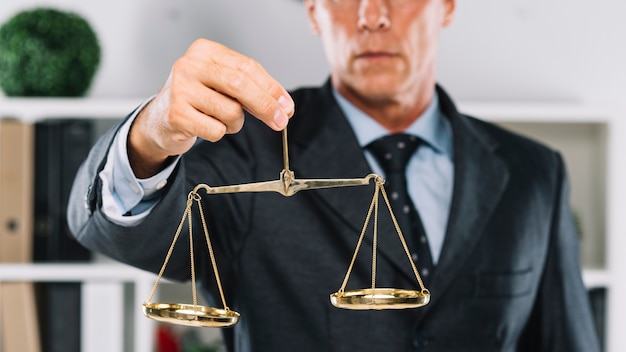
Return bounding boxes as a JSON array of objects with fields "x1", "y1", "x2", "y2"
[{"x1": 194, "y1": 172, "x2": 379, "y2": 197}]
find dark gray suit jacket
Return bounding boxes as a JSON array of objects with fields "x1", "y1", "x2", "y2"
[{"x1": 68, "y1": 82, "x2": 600, "y2": 351}]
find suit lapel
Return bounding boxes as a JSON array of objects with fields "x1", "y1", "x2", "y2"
[{"x1": 418, "y1": 87, "x2": 510, "y2": 318}]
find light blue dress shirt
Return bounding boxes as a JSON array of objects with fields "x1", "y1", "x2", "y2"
[
  {"x1": 101, "y1": 89, "x2": 454, "y2": 263},
  {"x1": 333, "y1": 90, "x2": 454, "y2": 264}
]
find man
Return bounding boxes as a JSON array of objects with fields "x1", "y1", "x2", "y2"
[{"x1": 68, "y1": 0, "x2": 600, "y2": 350}]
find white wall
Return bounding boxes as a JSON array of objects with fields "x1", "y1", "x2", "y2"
[
  {"x1": 0, "y1": 0, "x2": 326, "y2": 98},
  {"x1": 1, "y1": 0, "x2": 625, "y2": 103},
  {"x1": 438, "y1": 0, "x2": 626, "y2": 104}
]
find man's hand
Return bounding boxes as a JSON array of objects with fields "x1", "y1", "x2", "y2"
[{"x1": 128, "y1": 39, "x2": 295, "y2": 178}]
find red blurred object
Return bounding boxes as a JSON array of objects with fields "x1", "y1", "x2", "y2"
[{"x1": 156, "y1": 324, "x2": 180, "y2": 352}]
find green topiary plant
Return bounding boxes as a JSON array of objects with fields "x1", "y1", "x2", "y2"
[{"x1": 0, "y1": 7, "x2": 101, "y2": 97}]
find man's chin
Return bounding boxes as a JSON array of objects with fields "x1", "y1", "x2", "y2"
[
  {"x1": 353, "y1": 81, "x2": 402, "y2": 101},
  {"x1": 335, "y1": 73, "x2": 405, "y2": 102}
]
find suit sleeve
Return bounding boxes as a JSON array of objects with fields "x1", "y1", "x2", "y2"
[
  {"x1": 518, "y1": 154, "x2": 601, "y2": 351},
  {"x1": 66, "y1": 110, "x2": 194, "y2": 281}
]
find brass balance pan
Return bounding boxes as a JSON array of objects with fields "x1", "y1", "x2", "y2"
[
  {"x1": 330, "y1": 288, "x2": 430, "y2": 310},
  {"x1": 143, "y1": 302, "x2": 240, "y2": 327}
]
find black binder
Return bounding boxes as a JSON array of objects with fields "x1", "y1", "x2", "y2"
[
  {"x1": 34, "y1": 119, "x2": 93, "y2": 261},
  {"x1": 33, "y1": 119, "x2": 94, "y2": 352}
]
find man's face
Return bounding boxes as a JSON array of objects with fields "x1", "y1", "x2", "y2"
[{"x1": 306, "y1": 0, "x2": 455, "y2": 103}]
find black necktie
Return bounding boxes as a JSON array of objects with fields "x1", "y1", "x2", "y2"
[{"x1": 367, "y1": 134, "x2": 434, "y2": 284}]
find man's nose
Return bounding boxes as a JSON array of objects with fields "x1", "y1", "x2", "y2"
[{"x1": 357, "y1": 0, "x2": 391, "y2": 31}]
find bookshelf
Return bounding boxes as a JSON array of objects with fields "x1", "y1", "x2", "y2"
[
  {"x1": 0, "y1": 262, "x2": 156, "y2": 352},
  {"x1": 0, "y1": 98, "x2": 624, "y2": 351},
  {"x1": 0, "y1": 97, "x2": 154, "y2": 352}
]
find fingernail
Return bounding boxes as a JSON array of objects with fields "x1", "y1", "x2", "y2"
[
  {"x1": 278, "y1": 95, "x2": 294, "y2": 116},
  {"x1": 274, "y1": 109, "x2": 288, "y2": 129}
]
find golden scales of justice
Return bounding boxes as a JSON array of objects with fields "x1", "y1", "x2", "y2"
[{"x1": 142, "y1": 129, "x2": 431, "y2": 328}]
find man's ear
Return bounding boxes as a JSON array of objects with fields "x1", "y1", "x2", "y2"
[
  {"x1": 304, "y1": 0, "x2": 320, "y2": 35},
  {"x1": 442, "y1": 0, "x2": 456, "y2": 27}
]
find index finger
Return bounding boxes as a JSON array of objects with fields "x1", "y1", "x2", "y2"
[{"x1": 189, "y1": 40, "x2": 295, "y2": 130}]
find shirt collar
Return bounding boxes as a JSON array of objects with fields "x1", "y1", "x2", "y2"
[{"x1": 332, "y1": 88, "x2": 453, "y2": 157}]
